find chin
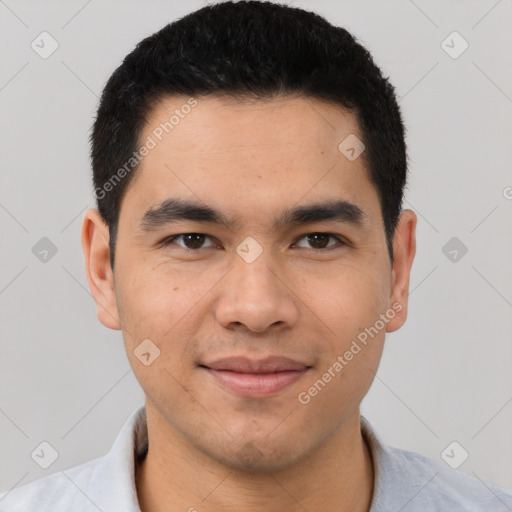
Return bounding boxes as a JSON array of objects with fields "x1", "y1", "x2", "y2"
[{"x1": 201, "y1": 435, "x2": 317, "y2": 474}]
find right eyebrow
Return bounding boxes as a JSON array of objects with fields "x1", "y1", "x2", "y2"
[{"x1": 139, "y1": 198, "x2": 234, "y2": 231}]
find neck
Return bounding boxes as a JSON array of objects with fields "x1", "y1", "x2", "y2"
[{"x1": 135, "y1": 404, "x2": 374, "y2": 512}]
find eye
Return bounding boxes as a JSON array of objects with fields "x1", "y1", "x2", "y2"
[
  {"x1": 293, "y1": 232, "x2": 345, "y2": 250},
  {"x1": 163, "y1": 233, "x2": 217, "y2": 250}
]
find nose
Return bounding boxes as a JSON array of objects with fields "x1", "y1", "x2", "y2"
[{"x1": 213, "y1": 249, "x2": 300, "y2": 334}]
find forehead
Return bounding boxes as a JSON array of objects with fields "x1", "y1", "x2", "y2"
[
  {"x1": 144, "y1": 94, "x2": 362, "y2": 156},
  {"x1": 119, "y1": 94, "x2": 380, "y2": 228}
]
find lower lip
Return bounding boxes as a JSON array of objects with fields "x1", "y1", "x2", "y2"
[{"x1": 203, "y1": 368, "x2": 309, "y2": 397}]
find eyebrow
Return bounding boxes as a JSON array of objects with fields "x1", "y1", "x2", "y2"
[{"x1": 138, "y1": 197, "x2": 366, "y2": 232}]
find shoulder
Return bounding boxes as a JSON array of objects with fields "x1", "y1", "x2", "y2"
[
  {"x1": 0, "y1": 456, "x2": 107, "y2": 511},
  {"x1": 387, "y1": 445, "x2": 512, "y2": 510},
  {"x1": 362, "y1": 418, "x2": 512, "y2": 511},
  {"x1": 0, "y1": 405, "x2": 146, "y2": 511}
]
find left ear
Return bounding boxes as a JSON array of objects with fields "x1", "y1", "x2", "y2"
[{"x1": 386, "y1": 209, "x2": 417, "y2": 333}]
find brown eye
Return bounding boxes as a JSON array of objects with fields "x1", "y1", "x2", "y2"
[
  {"x1": 294, "y1": 233, "x2": 343, "y2": 250},
  {"x1": 182, "y1": 234, "x2": 206, "y2": 249},
  {"x1": 164, "y1": 233, "x2": 215, "y2": 250},
  {"x1": 307, "y1": 233, "x2": 330, "y2": 249}
]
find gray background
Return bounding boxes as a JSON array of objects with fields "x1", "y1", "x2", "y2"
[{"x1": 1, "y1": 0, "x2": 511, "y2": 494}]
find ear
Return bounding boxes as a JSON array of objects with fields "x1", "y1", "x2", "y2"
[
  {"x1": 386, "y1": 209, "x2": 417, "y2": 333},
  {"x1": 81, "y1": 209, "x2": 121, "y2": 330}
]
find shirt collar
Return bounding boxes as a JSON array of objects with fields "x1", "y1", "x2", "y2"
[{"x1": 99, "y1": 404, "x2": 147, "y2": 511}]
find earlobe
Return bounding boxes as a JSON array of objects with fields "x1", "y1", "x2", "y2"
[
  {"x1": 386, "y1": 209, "x2": 417, "y2": 333},
  {"x1": 81, "y1": 209, "x2": 121, "y2": 330}
]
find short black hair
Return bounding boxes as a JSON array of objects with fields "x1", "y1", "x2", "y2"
[{"x1": 91, "y1": 0, "x2": 407, "y2": 269}]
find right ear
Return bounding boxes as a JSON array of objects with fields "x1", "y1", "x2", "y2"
[{"x1": 81, "y1": 209, "x2": 121, "y2": 330}]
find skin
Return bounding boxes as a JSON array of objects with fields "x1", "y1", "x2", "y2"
[{"x1": 82, "y1": 94, "x2": 416, "y2": 512}]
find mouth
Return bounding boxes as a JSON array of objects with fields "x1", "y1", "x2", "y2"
[{"x1": 199, "y1": 356, "x2": 312, "y2": 398}]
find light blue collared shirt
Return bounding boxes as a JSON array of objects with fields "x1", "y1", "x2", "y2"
[{"x1": 1, "y1": 405, "x2": 511, "y2": 511}]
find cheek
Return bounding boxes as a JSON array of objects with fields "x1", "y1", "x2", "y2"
[
  {"x1": 114, "y1": 261, "x2": 219, "y2": 368},
  {"x1": 116, "y1": 259, "x2": 193, "y2": 323},
  {"x1": 297, "y1": 310, "x2": 387, "y2": 421},
  {"x1": 299, "y1": 260, "x2": 390, "y2": 340},
  {"x1": 304, "y1": 262, "x2": 390, "y2": 411},
  {"x1": 115, "y1": 271, "x2": 203, "y2": 401}
]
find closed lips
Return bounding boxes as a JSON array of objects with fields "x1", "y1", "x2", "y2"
[{"x1": 200, "y1": 356, "x2": 311, "y2": 373}]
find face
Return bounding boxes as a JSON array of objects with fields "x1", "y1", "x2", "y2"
[{"x1": 83, "y1": 94, "x2": 416, "y2": 473}]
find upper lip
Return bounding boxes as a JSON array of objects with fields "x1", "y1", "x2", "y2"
[{"x1": 201, "y1": 356, "x2": 311, "y2": 373}]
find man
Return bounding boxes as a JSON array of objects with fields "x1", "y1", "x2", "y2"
[{"x1": 2, "y1": 1, "x2": 511, "y2": 510}]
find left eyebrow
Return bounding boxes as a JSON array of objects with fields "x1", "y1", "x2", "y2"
[
  {"x1": 138, "y1": 197, "x2": 366, "y2": 232},
  {"x1": 275, "y1": 199, "x2": 366, "y2": 229}
]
